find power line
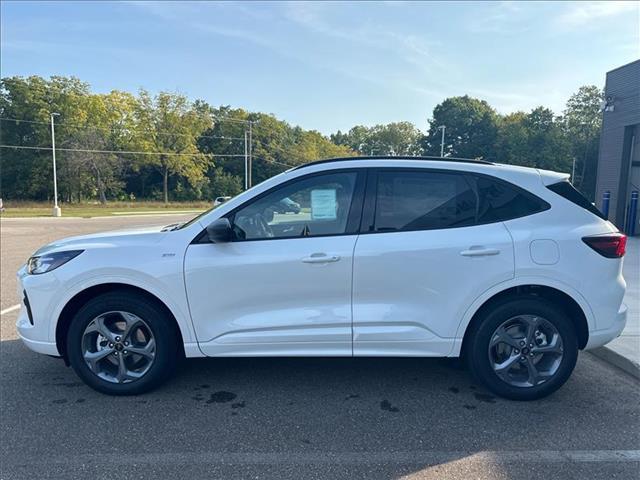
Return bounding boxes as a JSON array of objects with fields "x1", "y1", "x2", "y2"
[
  {"x1": 0, "y1": 144, "x2": 246, "y2": 157},
  {"x1": 0, "y1": 115, "x2": 253, "y2": 126},
  {"x1": 0, "y1": 117, "x2": 52, "y2": 126},
  {"x1": 1, "y1": 148, "x2": 297, "y2": 184},
  {"x1": 256, "y1": 157, "x2": 296, "y2": 168},
  {"x1": 0, "y1": 117, "x2": 246, "y2": 142},
  {"x1": 1, "y1": 122, "x2": 300, "y2": 166},
  {"x1": 210, "y1": 116, "x2": 254, "y2": 125},
  {"x1": 0, "y1": 144, "x2": 297, "y2": 167}
]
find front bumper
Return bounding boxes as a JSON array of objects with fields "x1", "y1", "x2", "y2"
[
  {"x1": 16, "y1": 305, "x2": 60, "y2": 356},
  {"x1": 584, "y1": 303, "x2": 628, "y2": 350},
  {"x1": 15, "y1": 265, "x2": 62, "y2": 357}
]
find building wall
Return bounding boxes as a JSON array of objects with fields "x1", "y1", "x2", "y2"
[{"x1": 595, "y1": 60, "x2": 640, "y2": 228}]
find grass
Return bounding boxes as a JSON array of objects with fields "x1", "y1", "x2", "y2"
[{"x1": 0, "y1": 201, "x2": 210, "y2": 218}]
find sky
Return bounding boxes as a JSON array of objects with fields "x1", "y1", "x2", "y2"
[{"x1": 1, "y1": 1, "x2": 639, "y2": 134}]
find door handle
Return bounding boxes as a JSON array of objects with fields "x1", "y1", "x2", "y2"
[
  {"x1": 460, "y1": 247, "x2": 500, "y2": 257},
  {"x1": 302, "y1": 253, "x2": 341, "y2": 264}
]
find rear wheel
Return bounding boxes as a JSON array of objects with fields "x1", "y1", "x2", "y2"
[
  {"x1": 67, "y1": 291, "x2": 179, "y2": 395},
  {"x1": 466, "y1": 298, "x2": 578, "y2": 400}
]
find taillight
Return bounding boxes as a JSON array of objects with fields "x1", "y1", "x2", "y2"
[{"x1": 582, "y1": 233, "x2": 627, "y2": 258}]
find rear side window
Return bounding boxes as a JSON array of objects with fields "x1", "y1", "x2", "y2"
[
  {"x1": 475, "y1": 176, "x2": 549, "y2": 223},
  {"x1": 373, "y1": 171, "x2": 477, "y2": 231},
  {"x1": 547, "y1": 181, "x2": 606, "y2": 220}
]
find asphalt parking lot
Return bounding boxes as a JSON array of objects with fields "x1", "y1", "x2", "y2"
[{"x1": 1, "y1": 216, "x2": 639, "y2": 479}]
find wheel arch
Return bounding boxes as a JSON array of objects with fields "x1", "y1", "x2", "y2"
[
  {"x1": 55, "y1": 283, "x2": 186, "y2": 363},
  {"x1": 459, "y1": 284, "x2": 590, "y2": 357}
]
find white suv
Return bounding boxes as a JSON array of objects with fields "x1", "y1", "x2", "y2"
[{"x1": 17, "y1": 157, "x2": 628, "y2": 400}]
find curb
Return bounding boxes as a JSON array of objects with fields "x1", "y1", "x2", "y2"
[{"x1": 589, "y1": 346, "x2": 640, "y2": 380}]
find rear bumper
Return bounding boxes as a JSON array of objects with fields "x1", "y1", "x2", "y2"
[{"x1": 584, "y1": 303, "x2": 628, "y2": 350}]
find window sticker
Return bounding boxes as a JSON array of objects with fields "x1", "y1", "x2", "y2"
[{"x1": 311, "y1": 189, "x2": 337, "y2": 220}]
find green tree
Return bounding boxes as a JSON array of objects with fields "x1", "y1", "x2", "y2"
[
  {"x1": 197, "y1": 106, "x2": 260, "y2": 188},
  {"x1": 495, "y1": 107, "x2": 572, "y2": 172},
  {"x1": 209, "y1": 167, "x2": 243, "y2": 198},
  {"x1": 495, "y1": 112, "x2": 529, "y2": 165},
  {"x1": 561, "y1": 85, "x2": 603, "y2": 200},
  {"x1": 135, "y1": 90, "x2": 211, "y2": 203},
  {"x1": 289, "y1": 128, "x2": 355, "y2": 162},
  {"x1": 1, "y1": 74, "x2": 603, "y2": 205},
  {"x1": 198, "y1": 107, "x2": 353, "y2": 189},
  {"x1": 0, "y1": 76, "x2": 92, "y2": 200},
  {"x1": 332, "y1": 122, "x2": 423, "y2": 156},
  {"x1": 422, "y1": 96, "x2": 499, "y2": 160},
  {"x1": 57, "y1": 90, "x2": 140, "y2": 203},
  {"x1": 523, "y1": 107, "x2": 572, "y2": 171}
]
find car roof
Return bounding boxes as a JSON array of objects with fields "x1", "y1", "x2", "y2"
[
  {"x1": 292, "y1": 155, "x2": 492, "y2": 171},
  {"x1": 283, "y1": 156, "x2": 566, "y2": 193},
  {"x1": 287, "y1": 156, "x2": 551, "y2": 178}
]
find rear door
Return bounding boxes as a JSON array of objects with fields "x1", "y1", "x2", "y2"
[{"x1": 352, "y1": 168, "x2": 515, "y2": 356}]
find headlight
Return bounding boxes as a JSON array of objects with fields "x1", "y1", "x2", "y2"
[{"x1": 27, "y1": 250, "x2": 84, "y2": 275}]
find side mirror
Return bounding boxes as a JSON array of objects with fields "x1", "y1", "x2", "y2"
[{"x1": 206, "y1": 218, "x2": 233, "y2": 243}]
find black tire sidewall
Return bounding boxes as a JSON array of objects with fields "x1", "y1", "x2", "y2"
[
  {"x1": 67, "y1": 291, "x2": 178, "y2": 395},
  {"x1": 467, "y1": 297, "x2": 578, "y2": 401}
]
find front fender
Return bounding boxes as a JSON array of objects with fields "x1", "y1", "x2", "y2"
[{"x1": 47, "y1": 269, "x2": 197, "y2": 347}]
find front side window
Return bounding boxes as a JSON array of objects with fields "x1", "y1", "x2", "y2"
[
  {"x1": 231, "y1": 172, "x2": 358, "y2": 240},
  {"x1": 373, "y1": 171, "x2": 477, "y2": 232}
]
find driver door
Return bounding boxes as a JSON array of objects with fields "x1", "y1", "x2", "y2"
[{"x1": 184, "y1": 170, "x2": 365, "y2": 357}]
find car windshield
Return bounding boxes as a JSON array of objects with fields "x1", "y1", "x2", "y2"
[
  {"x1": 161, "y1": 223, "x2": 184, "y2": 232},
  {"x1": 176, "y1": 207, "x2": 215, "y2": 230}
]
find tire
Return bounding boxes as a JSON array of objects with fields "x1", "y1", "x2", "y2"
[
  {"x1": 466, "y1": 297, "x2": 578, "y2": 401},
  {"x1": 67, "y1": 291, "x2": 179, "y2": 395}
]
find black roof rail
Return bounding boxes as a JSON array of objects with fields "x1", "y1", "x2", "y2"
[{"x1": 291, "y1": 155, "x2": 493, "y2": 170}]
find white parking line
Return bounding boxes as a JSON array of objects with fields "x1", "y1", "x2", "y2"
[
  {"x1": 9, "y1": 449, "x2": 640, "y2": 466},
  {"x1": 0, "y1": 304, "x2": 20, "y2": 315}
]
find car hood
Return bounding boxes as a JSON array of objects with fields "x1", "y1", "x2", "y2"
[{"x1": 32, "y1": 226, "x2": 166, "y2": 256}]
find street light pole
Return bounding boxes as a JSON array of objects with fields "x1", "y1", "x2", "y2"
[
  {"x1": 248, "y1": 121, "x2": 253, "y2": 188},
  {"x1": 244, "y1": 130, "x2": 248, "y2": 190},
  {"x1": 50, "y1": 112, "x2": 61, "y2": 217},
  {"x1": 437, "y1": 125, "x2": 446, "y2": 158}
]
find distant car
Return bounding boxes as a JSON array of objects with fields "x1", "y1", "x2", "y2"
[
  {"x1": 213, "y1": 196, "x2": 231, "y2": 207},
  {"x1": 16, "y1": 156, "x2": 628, "y2": 400},
  {"x1": 274, "y1": 197, "x2": 301, "y2": 214}
]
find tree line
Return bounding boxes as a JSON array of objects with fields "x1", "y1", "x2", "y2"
[{"x1": 0, "y1": 76, "x2": 602, "y2": 204}]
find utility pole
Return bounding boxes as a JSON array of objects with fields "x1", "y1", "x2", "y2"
[
  {"x1": 248, "y1": 121, "x2": 253, "y2": 188},
  {"x1": 244, "y1": 130, "x2": 249, "y2": 190},
  {"x1": 572, "y1": 123, "x2": 587, "y2": 185},
  {"x1": 50, "y1": 112, "x2": 61, "y2": 217},
  {"x1": 437, "y1": 125, "x2": 446, "y2": 158}
]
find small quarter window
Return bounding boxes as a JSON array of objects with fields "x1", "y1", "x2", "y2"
[{"x1": 546, "y1": 180, "x2": 606, "y2": 220}]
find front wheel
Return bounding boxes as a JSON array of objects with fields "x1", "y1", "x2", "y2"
[
  {"x1": 466, "y1": 298, "x2": 578, "y2": 401},
  {"x1": 67, "y1": 291, "x2": 179, "y2": 395}
]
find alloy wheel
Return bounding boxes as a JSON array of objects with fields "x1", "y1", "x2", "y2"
[
  {"x1": 81, "y1": 311, "x2": 156, "y2": 384},
  {"x1": 487, "y1": 314, "x2": 564, "y2": 388}
]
